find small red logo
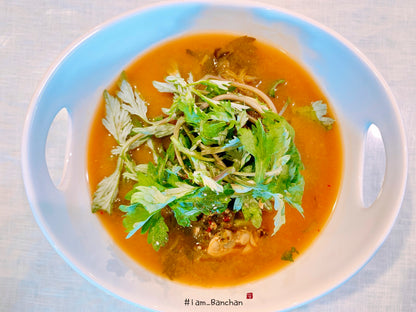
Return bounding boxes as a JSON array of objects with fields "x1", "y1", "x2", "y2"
[{"x1": 246, "y1": 292, "x2": 253, "y2": 299}]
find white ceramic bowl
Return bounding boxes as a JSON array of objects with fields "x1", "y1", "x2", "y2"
[{"x1": 21, "y1": 1, "x2": 407, "y2": 311}]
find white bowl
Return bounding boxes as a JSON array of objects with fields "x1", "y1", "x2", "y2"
[{"x1": 21, "y1": 1, "x2": 407, "y2": 311}]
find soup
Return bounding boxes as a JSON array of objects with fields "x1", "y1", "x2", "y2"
[{"x1": 87, "y1": 34, "x2": 342, "y2": 287}]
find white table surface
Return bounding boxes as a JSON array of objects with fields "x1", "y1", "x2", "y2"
[{"x1": 1, "y1": 0, "x2": 415, "y2": 311}]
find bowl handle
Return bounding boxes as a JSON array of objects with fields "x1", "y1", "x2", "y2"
[
  {"x1": 363, "y1": 119, "x2": 406, "y2": 214},
  {"x1": 22, "y1": 93, "x2": 73, "y2": 207},
  {"x1": 347, "y1": 96, "x2": 407, "y2": 231}
]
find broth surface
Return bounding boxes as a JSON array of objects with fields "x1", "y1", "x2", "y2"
[{"x1": 87, "y1": 33, "x2": 343, "y2": 286}]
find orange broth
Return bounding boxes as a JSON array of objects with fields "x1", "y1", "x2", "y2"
[{"x1": 87, "y1": 33, "x2": 343, "y2": 287}]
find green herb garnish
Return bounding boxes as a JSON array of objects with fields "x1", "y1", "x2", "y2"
[
  {"x1": 281, "y1": 246, "x2": 299, "y2": 262},
  {"x1": 295, "y1": 100, "x2": 335, "y2": 130},
  {"x1": 92, "y1": 72, "x2": 307, "y2": 251},
  {"x1": 268, "y1": 79, "x2": 285, "y2": 98}
]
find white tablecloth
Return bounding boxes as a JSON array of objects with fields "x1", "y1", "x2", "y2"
[{"x1": 1, "y1": 0, "x2": 415, "y2": 311}]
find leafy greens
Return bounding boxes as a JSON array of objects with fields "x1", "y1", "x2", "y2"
[
  {"x1": 295, "y1": 100, "x2": 335, "y2": 130},
  {"x1": 91, "y1": 72, "x2": 318, "y2": 251}
]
